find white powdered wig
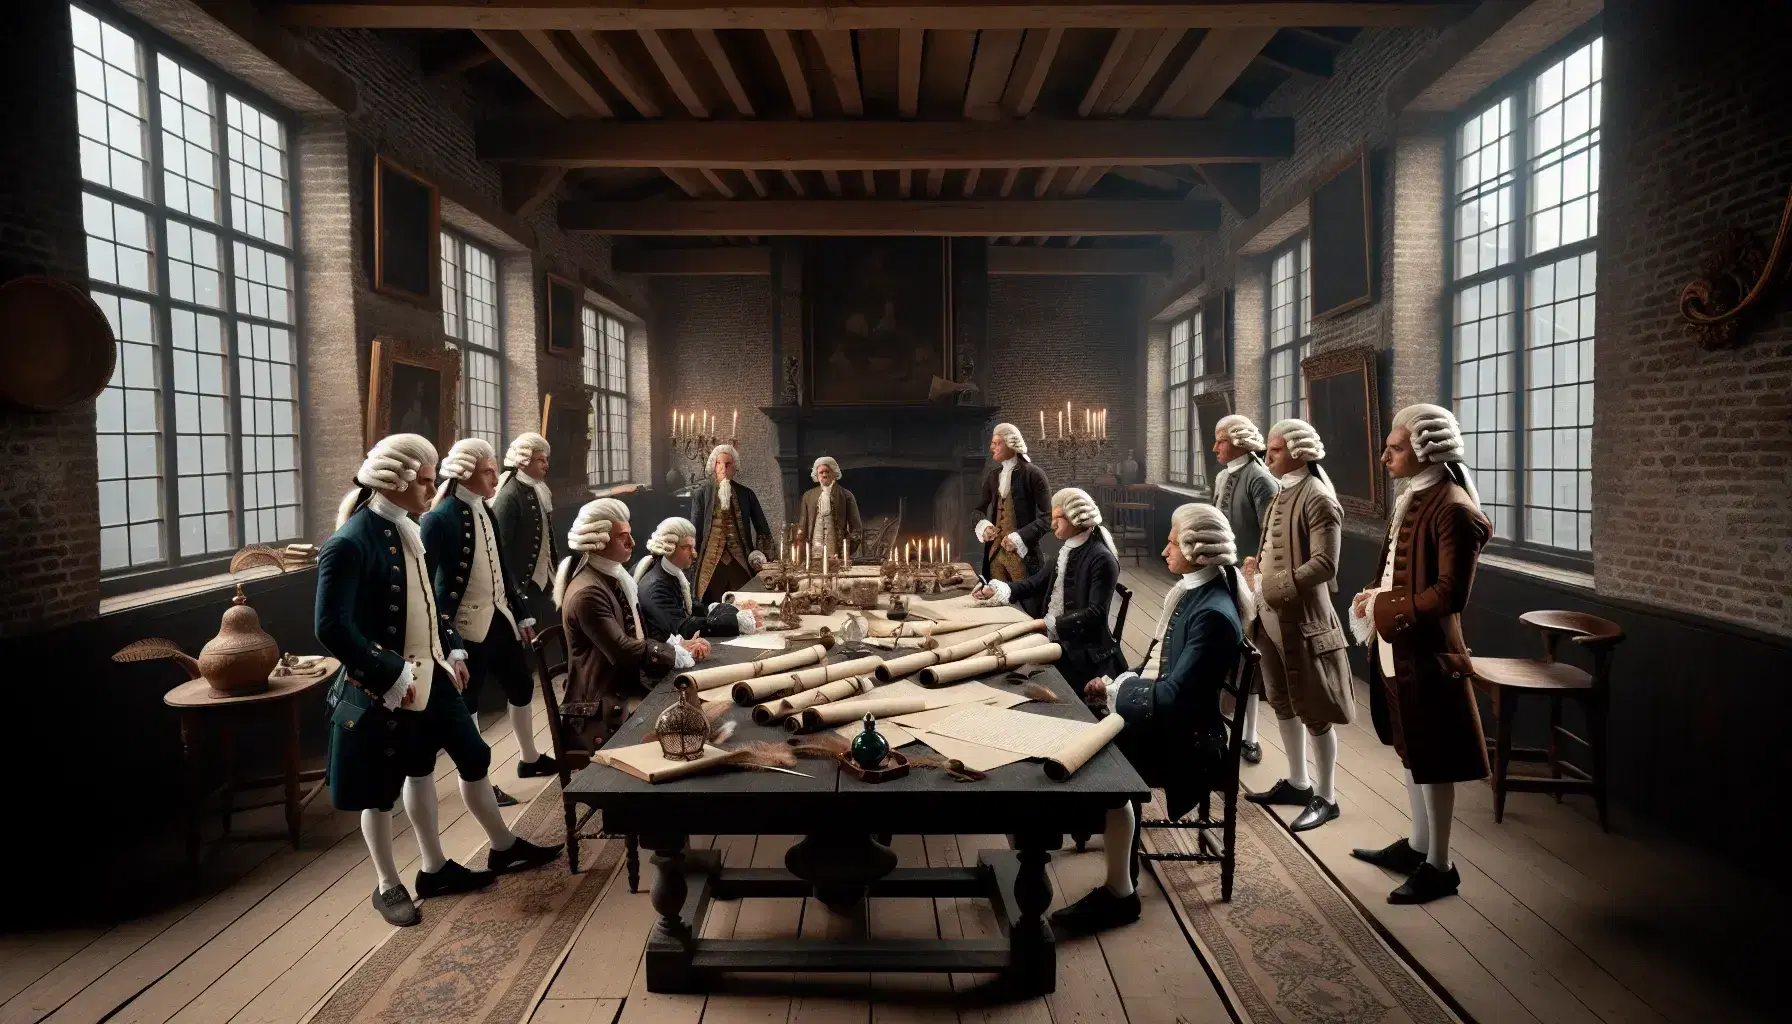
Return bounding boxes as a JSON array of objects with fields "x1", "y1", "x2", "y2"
[
  {"x1": 1214, "y1": 414, "x2": 1267, "y2": 453},
  {"x1": 993, "y1": 422, "x2": 1032, "y2": 462},
  {"x1": 504, "y1": 432, "x2": 550, "y2": 469},
  {"x1": 634, "y1": 516, "x2": 696, "y2": 581},
  {"x1": 810, "y1": 456, "x2": 842, "y2": 483},
  {"x1": 555, "y1": 497, "x2": 632, "y2": 606},
  {"x1": 1052, "y1": 486, "x2": 1114, "y2": 552},
  {"x1": 434, "y1": 437, "x2": 495, "y2": 504},
  {"x1": 706, "y1": 444, "x2": 740, "y2": 477},
  {"x1": 1268, "y1": 418, "x2": 1326, "y2": 463},
  {"x1": 337, "y1": 433, "x2": 437, "y2": 528},
  {"x1": 1170, "y1": 502, "x2": 1255, "y2": 621},
  {"x1": 1392, "y1": 403, "x2": 1482, "y2": 507}
]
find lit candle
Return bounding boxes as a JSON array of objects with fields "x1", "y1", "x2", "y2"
[
  {"x1": 842, "y1": 536, "x2": 849, "y2": 566},
  {"x1": 1039, "y1": 410, "x2": 1045, "y2": 436},
  {"x1": 946, "y1": 541, "x2": 951, "y2": 564},
  {"x1": 806, "y1": 544, "x2": 811, "y2": 570},
  {"x1": 823, "y1": 543, "x2": 828, "y2": 576},
  {"x1": 732, "y1": 409, "x2": 738, "y2": 437}
]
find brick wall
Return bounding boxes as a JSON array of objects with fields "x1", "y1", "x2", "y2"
[
  {"x1": 1594, "y1": 0, "x2": 1792, "y2": 636},
  {"x1": 986, "y1": 275, "x2": 1144, "y2": 489},
  {"x1": 0, "y1": 0, "x2": 102, "y2": 637},
  {"x1": 649, "y1": 275, "x2": 782, "y2": 526}
]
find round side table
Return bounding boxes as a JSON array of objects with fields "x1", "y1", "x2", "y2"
[{"x1": 163, "y1": 658, "x2": 339, "y2": 866}]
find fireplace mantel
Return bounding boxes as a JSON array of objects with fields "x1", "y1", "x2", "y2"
[{"x1": 760, "y1": 404, "x2": 1000, "y2": 544}]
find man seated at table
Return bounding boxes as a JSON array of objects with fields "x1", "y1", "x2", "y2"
[
  {"x1": 970, "y1": 487, "x2": 1125, "y2": 703},
  {"x1": 633, "y1": 516, "x2": 764, "y2": 644},
  {"x1": 1056, "y1": 503, "x2": 1251, "y2": 934},
  {"x1": 556, "y1": 499, "x2": 708, "y2": 753}
]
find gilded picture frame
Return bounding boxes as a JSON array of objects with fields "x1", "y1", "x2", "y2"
[
  {"x1": 365, "y1": 336, "x2": 460, "y2": 455},
  {"x1": 371, "y1": 155, "x2": 441, "y2": 308},
  {"x1": 1301, "y1": 345, "x2": 1385, "y2": 519}
]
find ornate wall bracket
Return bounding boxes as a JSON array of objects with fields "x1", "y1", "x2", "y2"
[{"x1": 1680, "y1": 184, "x2": 1792, "y2": 350}]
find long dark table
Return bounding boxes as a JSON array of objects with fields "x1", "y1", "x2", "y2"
[{"x1": 564, "y1": 596, "x2": 1150, "y2": 995}]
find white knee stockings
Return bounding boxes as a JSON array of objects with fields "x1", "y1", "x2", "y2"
[
  {"x1": 1241, "y1": 691, "x2": 1260, "y2": 745},
  {"x1": 1402, "y1": 770, "x2": 1455, "y2": 870},
  {"x1": 360, "y1": 809, "x2": 402, "y2": 893},
  {"x1": 1277, "y1": 717, "x2": 1310, "y2": 789},
  {"x1": 1311, "y1": 728, "x2": 1338, "y2": 803},
  {"x1": 402, "y1": 775, "x2": 448, "y2": 874},
  {"x1": 1104, "y1": 804, "x2": 1137, "y2": 898},
  {"x1": 511, "y1": 703, "x2": 540, "y2": 762},
  {"x1": 1275, "y1": 718, "x2": 1338, "y2": 802},
  {"x1": 461, "y1": 775, "x2": 517, "y2": 852}
]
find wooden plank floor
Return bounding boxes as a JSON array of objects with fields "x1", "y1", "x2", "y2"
[{"x1": 3, "y1": 565, "x2": 1772, "y2": 1024}]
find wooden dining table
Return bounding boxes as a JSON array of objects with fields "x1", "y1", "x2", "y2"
[{"x1": 563, "y1": 589, "x2": 1149, "y2": 996}]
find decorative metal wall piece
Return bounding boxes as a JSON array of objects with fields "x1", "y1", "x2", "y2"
[
  {"x1": 782, "y1": 353, "x2": 802, "y2": 404},
  {"x1": 1681, "y1": 184, "x2": 1792, "y2": 350}
]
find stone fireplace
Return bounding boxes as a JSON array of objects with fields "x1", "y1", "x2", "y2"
[{"x1": 761, "y1": 404, "x2": 997, "y2": 558}]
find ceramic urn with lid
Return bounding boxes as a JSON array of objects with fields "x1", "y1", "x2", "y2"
[{"x1": 197, "y1": 583, "x2": 282, "y2": 696}]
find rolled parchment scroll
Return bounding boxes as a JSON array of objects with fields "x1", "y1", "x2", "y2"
[
  {"x1": 874, "y1": 619, "x2": 1046, "y2": 681},
  {"x1": 722, "y1": 591, "x2": 783, "y2": 607},
  {"x1": 918, "y1": 640, "x2": 1063, "y2": 687},
  {"x1": 732, "y1": 654, "x2": 884, "y2": 704},
  {"x1": 1042, "y1": 712, "x2": 1127, "y2": 781},
  {"x1": 794, "y1": 695, "x2": 929, "y2": 733},
  {"x1": 866, "y1": 619, "x2": 981, "y2": 640},
  {"x1": 751, "y1": 675, "x2": 873, "y2": 726},
  {"x1": 674, "y1": 643, "x2": 827, "y2": 692}
]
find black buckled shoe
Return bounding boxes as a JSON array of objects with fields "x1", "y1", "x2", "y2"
[
  {"x1": 415, "y1": 859, "x2": 497, "y2": 899},
  {"x1": 492, "y1": 785, "x2": 520, "y2": 807},
  {"x1": 1351, "y1": 838, "x2": 1426, "y2": 875},
  {"x1": 1245, "y1": 779, "x2": 1313, "y2": 807},
  {"x1": 1241, "y1": 741, "x2": 1263, "y2": 765},
  {"x1": 1049, "y1": 886, "x2": 1142, "y2": 936},
  {"x1": 1389, "y1": 862, "x2": 1460, "y2": 905},
  {"x1": 372, "y1": 884, "x2": 420, "y2": 927},
  {"x1": 1290, "y1": 795, "x2": 1339, "y2": 832},
  {"x1": 517, "y1": 754, "x2": 560, "y2": 778},
  {"x1": 488, "y1": 836, "x2": 565, "y2": 874}
]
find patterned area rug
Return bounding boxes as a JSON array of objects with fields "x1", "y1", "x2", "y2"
[
  {"x1": 308, "y1": 782, "x2": 622, "y2": 1024},
  {"x1": 1141, "y1": 798, "x2": 1463, "y2": 1024}
]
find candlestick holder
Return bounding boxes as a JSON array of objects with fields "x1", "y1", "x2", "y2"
[
  {"x1": 1036, "y1": 431, "x2": 1112, "y2": 486},
  {"x1": 669, "y1": 429, "x2": 737, "y2": 485}
]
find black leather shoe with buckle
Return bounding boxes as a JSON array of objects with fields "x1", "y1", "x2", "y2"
[
  {"x1": 415, "y1": 859, "x2": 497, "y2": 899},
  {"x1": 372, "y1": 884, "x2": 420, "y2": 927},
  {"x1": 1245, "y1": 779, "x2": 1314, "y2": 807}
]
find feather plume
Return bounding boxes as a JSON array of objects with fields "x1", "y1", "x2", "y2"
[
  {"x1": 787, "y1": 733, "x2": 850, "y2": 759},
  {"x1": 229, "y1": 545, "x2": 286, "y2": 576},
  {"x1": 710, "y1": 720, "x2": 738, "y2": 746},
  {"x1": 717, "y1": 740, "x2": 798, "y2": 770},
  {"x1": 111, "y1": 638, "x2": 188, "y2": 662},
  {"x1": 1022, "y1": 683, "x2": 1065, "y2": 704}
]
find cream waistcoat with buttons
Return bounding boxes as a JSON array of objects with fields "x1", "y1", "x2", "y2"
[
  {"x1": 370, "y1": 494, "x2": 452, "y2": 707},
  {"x1": 455, "y1": 489, "x2": 518, "y2": 643}
]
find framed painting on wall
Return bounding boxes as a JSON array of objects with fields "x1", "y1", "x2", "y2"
[
  {"x1": 1302, "y1": 345, "x2": 1384, "y2": 518},
  {"x1": 372, "y1": 156, "x2": 440, "y2": 306},
  {"x1": 539, "y1": 387, "x2": 595, "y2": 490},
  {"x1": 366, "y1": 336, "x2": 460, "y2": 455},
  {"x1": 1192, "y1": 389, "x2": 1235, "y2": 491},
  {"x1": 545, "y1": 273, "x2": 582, "y2": 357},
  {"x1": 804, "y1": 237, "x2": 953, "y2": 405},
  {"x1": 1309, "y1": 148, "x2": 1376, "y2": 322}
]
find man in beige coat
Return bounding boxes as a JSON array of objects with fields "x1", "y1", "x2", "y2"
[
  {"x1": 797, "y1": 456, "x2": 862, "y2": 560},
  {"x1": 1243, "y1": 418, "x2": 1354, "y2": 832}
]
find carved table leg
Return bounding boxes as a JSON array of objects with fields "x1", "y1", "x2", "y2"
[
  {"x1": 1009, "y1": 832, "x2": 1058, "y2": 994},
  {"x1": 179, "y1": 712, "x2": 203, "y2": 868},
  {"x1": 786, "y1": 833, "x2": 898, "y2": 909},
  {"x1": 627, "y1": 834, "x2": 641, "y2": 893},
  {"x1": 643, "y1": 833, "x2": 695, "y2": 993}
]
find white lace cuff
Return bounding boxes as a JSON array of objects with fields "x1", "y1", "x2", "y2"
[
  {"x1": 518, "y1": 617, "x2": 536, "y2": 630},
  {"x1": 1007, "y1": 532, "x2": 1028, "y2": 558},
  {"x1": 1349, "y1": 591, "x2": 1383, "y2": 645},
  {"x1": 380, "y1": 662, "x2": 413, "y2": 711},
  {"x1": 975, "y1": 519, "x2": 996, "y2": 543},
  {"x1": 447, "y1": 649, "x2": 468, "y2": 663},
  {"x1": 1107, "y1": 671, "x2": 1139, "y2": 714},
  {"x1": 669, "y1": 635, "x2": 696, "y2": 670},
  {"x1": 1044, "y1": 613, "x2": 1058, "y2": 640},
  {"x1": 736, "y1": 609, "x2": 760, "y2": 634},
  {"x1": 979, "y1": 579, "x2": 1012, "y2": 606}
]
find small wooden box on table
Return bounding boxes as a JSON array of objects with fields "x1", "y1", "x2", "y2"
[{"x1": 564, "y1": 624, "x2": 1147, "y2": 996}]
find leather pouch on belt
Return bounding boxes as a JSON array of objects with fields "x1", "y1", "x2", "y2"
[
  {"x1": 1301, "y1": 620, "x2": 1349, "y2": 657},
  {"x1": 327, "y1": 675, "x2": 375, "y2": 731}
]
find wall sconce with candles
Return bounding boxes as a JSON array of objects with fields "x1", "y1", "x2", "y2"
[
  {"x1": 669, "y1": 407, "x2": 738, "y2": 485},
  {"x1": 1035, "y1": 402, "x2": 1112, "y2": 485}
]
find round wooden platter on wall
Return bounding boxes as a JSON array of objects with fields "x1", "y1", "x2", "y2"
[{"x1": 0, "y1": 275, "x2": 117, "y2": 412}]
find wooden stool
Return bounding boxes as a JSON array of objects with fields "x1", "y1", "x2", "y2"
[
  {"x1": 1111, "y1": 502, "x2": 1153, "y2": 564},
  {"x1": 1470, "y1": 612, "x2": 1622, "y2": 831},
  {"x1": 163, "y1": 658, "x2": 337, "y2": 866}
]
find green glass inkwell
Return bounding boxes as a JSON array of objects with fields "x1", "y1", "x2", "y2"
[{"x1": 851, "y1": 713, "x2": 890, "y2": 770}]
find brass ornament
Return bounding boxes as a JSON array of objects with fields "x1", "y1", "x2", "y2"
[
  {"x1": 1680, "y1": 184, "x2": 1792, "y2": 350},
  {"x1": 655, "y1": 679, "x2": 711, "y2": 761}
]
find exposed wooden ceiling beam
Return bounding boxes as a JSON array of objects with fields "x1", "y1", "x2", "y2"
[
  {"x1": 1194, "y1": 161, "x2": 1260, "y2": 216},
  {"x1": 478, "y1": 117, "x2": 1295, "y2": 167},
  {"x1": 191, "y1": 0, "x2": 360, "y2": 113},
  {"x1": 693, "y1": 28, "x2": 755, "y2": 114},
  {"x1": 638, "y1": 28, "x2": 707, "y2": 115},
  {"x1": 659, "y1": 166, "x2": 710, "y2": 196},
  {"x1": 987, "y1": 245, "x2": 1173, "y2": 274},
  {"x1": 614, "y1": 246, "x2": 773, "y2": 275},
  {"x1": 570, "y1": 30, "x2": 661, "y2": 115},
  {"x1": 963, "y1": 28, "x2": 1022, "y2": 120},
  {"x1": 420, "y1": 30, "x2": 496, "y2": 77},
  {"x1": 814, "y1": 29, "x2": 865, "y2": 115},
  {"x1": 764, "y1": 28, "x2": 814, "y2": 117},
  {"x1": 1150, "y1": 27, "x2": 1276, "y2": 116},
  {"x1": 1111, "y1": 165, "x2": 1187, "y2": 193},
  {"x1": 477, "y1": 29, "x2": 606, "y2": 116},
  {"x1": 1078, "y1": 28, "x2": 1135, "y2": 116},
  {"x1": 1105, "y1": 28, "x2": 1186, "y2": 114},
  {"x1": 276, "y1": 3, "x2": 1477, "y2": 32},
  {"x1": 501, "y1": 164, "x2": 566, "y2": 215},
  {"x1": 560, "y1": 198, "x2": 1221, "y2": 235},
  {"x1": 699, "y1": 168, "x2": 737, "y2": 197},
  {"x1": 897, "y1": 28, "x2": 924, "y2": 116},
  {"x1": 1255, "y1": 28, "x2": 1336, "y2": 77},
  {"x1": 1001, "y1": 27, "x2": 1061, "y2": 116}
]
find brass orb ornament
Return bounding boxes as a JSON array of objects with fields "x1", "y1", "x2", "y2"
[{"x1": 656, "y1": 679, "x2": 711, "y2": 761}]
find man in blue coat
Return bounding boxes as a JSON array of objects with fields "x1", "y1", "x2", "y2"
[
  {"x1": 423, "y1": 439, "x2": 558, "y2": 807},
  {"x1": 1054, "y1": 503, "x2": 1252, "y2": 935}
]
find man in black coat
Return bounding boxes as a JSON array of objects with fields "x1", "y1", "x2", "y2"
[
  {"x1": 491, "y1": 432, "x2": 561, "y2": 628},
  {"x1": 689, "y1": 444, "x2": 774, "y2": 606},
  {"x1": 1055, "y1": 503, "x2": 1251, "y2": 935},
  {"x1": 633, "y1": 516, "x2": 765, "y2": 642},
  {"x1": 972, "y1": 487, "x2": 1125, "y2": 701},
  {"x1": 971, "y1": 423, "x2": 1052, "y2": 616}
]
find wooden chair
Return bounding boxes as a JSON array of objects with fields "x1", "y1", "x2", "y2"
[
  {"x1": 1110, "y1": 501, "x2": 1153, "y2": 565},
  {"x1": 1094, "y1": 483, "x2": 1124, "y2": 525},
  {"x1": 529, "y1": 624, "x2": 641, "y2": 887},
  {"x1": 1470, "y1": 611, "x2": 1624, "y2": 831},
  {"x1": 1136, "y1": 638, "x2": 1260, "y2": 902},
  {"x1": 1070, "y1": 582, "x2": 1137, "y2": 851}
]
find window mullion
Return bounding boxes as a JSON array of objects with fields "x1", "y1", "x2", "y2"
[
  {"x1": 1512, "y1": 82, "x2": 1531, "y2": 545},
  {"x1": 214, "y1": 77, "x2": 247, "y2": 551},
  {"x1": 143, "y1": 40, "x2": 180, "y2": 567}
]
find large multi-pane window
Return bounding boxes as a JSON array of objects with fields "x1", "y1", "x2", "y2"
[
  {"x1": 440, "y1": 232, "x2": 503, "y2": 451},
  {"x1": 1265, "y1": 237, "x2": 1311, "y2": 425},
  {"x1": 1165, "y1": 313, "x2": 1204, "y2": 487},
  {"x1": 72, "y1": 3, "x2": 300, "y2": 576},
  {"x1": 582, "y1": 306, "x2": 630, "y2": 486},
  {"x1": 1449, "y1": 35, "x2": 1601, "y2": 557}
]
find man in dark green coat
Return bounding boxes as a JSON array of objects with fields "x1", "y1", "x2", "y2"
[{"x1": 491, "y1": 432, "x2": 560, "y2": 627}]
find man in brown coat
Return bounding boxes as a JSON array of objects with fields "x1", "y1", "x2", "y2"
[
  {"x1": 1243, "y1": 419, "x2": 1354, "y2": 833},
  {"x1": 797, "y1": 456, "x2": 862, "y2": 561},
  {"x1": 1348, "y1": 404, "x2": 1490, "y2": 905},
  {"x1": 556, "y1": 498, "x2": 708, "y2": 754}
]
